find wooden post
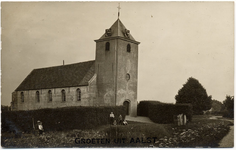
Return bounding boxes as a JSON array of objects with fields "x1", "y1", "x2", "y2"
[{"x1": 32, "y1": 118, "x2": 35, "y2": 135}]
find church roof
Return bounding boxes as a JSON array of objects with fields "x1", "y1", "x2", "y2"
[
  {"x1": 98, "y1": 19, "x2": 136, "y2": 41},
  {"x1": 15, "y1": 60, "x2": 95, "y2": 91}
]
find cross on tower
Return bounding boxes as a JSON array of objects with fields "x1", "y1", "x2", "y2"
[{"x1": 117, "y1": 3, "x2": 121, "y2": 18}]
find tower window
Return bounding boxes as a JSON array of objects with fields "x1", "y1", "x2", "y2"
[
  {"x1": 126, "y1": 73, "x2": 130, "y2": 81},
  {"x1": 127, "y1": 44, "x2": 131, "y2": 53},
  {"x1": 105, "y1": 42, "x2": 110, "y2": 51},
  {"x1": 48, "y1": 90, "x2": 52, "y2": 102},
  {"x1": 21, "y1": 92, "x2": 24, "y2": 102},
  {"x1": 62, "y1": 89, "x2": 66, "y2": 102},
  {"x1": 77, "y1": 88, "x2": 81, "y2": 101},
  {"x1": 36, "y1": 91, "x2": 40, "y2": 102}
]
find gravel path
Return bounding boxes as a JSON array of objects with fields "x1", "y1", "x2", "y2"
[{"x1": 218, "y1": 120, "x2": 234, "y2": 148}]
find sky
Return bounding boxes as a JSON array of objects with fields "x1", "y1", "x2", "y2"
[{"x1": 1, "y1": 2, "x2": 234, "y2": 106}]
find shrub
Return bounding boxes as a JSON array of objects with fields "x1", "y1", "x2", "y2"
[
  {"x1": 2, "y1": 106, "x2": 125, "y2": 132},
  {"x1": 137, "y1": 101, "x2": 164, "y2": 116},
  {"x1": 222, "y1": 109, "x2": 234, "y2": 118},
  {"x1": 210, "y1": 110, "x2": 225, "y2": 116},
  {"x1": 154, "y1": 122, "x2": 230, "y2": 147}
]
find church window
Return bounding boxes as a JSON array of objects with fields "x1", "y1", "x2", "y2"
[
  {"x1": 48, "y1": 90, "x2": 52, "y2": 102},
  {"x1": 127, "y1": 44, "x2": 131, "y2": 53},
  {"x1": 76, "y1": 88, "x2": 81, "y2": 101},
  {"x1": 36, "y1": 91, "x2": 40, "y2": 102},
  {"x1": 105, "y1": 42, "x2": 110, "y2": 51},
  {"x1": 62, "y1": 89, "x2": 66, "y2": 102},
  {"x1": 21, "y1": 92, "x2": 24, "y2": 102}
]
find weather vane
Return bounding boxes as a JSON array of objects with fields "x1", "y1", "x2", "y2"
[{"x1": 117, "y1": 3, "x2": 121, "y2": 18}]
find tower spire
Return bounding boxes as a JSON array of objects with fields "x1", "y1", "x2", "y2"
[{"x1": 117, "y1": 3, "x2": 121, "y2": 18}]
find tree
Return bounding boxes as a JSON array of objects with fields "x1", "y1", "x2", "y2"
[
  {"x1": 223, "y1": 95, "x2": 234, "y2": 118},
  {"x1": 175, "y1": 77, "x2": 212, "y2": 114},
  {"x1": 223, "y1": 95, "x2": 234, "y2": 110},
  {"x1": 211, "y1": 100, "x2": 224, "y2": 112}
]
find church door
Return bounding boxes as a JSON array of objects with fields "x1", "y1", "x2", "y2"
[{"x1": 123, "y1": 100, "x2": 130, "y2": 115}]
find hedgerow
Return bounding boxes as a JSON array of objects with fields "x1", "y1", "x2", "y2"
[
  {"x1": 2, "y1": 106, "x2": 126, "y2": 133},
  {"x1": 138, "y1": 101, "x2": 192, "y2": 124},
  {"x1": 137, "y1": 101, "x2": 163, "y2": 116}
]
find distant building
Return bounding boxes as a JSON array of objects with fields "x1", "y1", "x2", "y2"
[{"x1": 11, "y1": 19, "x2": 140, "y2": 116}]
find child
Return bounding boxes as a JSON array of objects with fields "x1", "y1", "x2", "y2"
[
  {"x1": 118, "y1": 115, "x2": 123, "y2": 125},
  {"x1": 37, "y1": 120, "x2": 44, "y2": 135},
  {"x1": 109, "y1": 112, "x2": 115, "y2": 125},
  {"x1": 123, "y1": 120, "x2": 128, "y2": 125}
]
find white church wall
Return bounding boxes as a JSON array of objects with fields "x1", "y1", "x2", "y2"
[{"x1": 12, "y1": 86, "x2": 95, "y2": 111}]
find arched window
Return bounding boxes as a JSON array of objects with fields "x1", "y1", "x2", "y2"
[
  {"x1": 127, "y1": 44, "x2": 131, "y2": 53},
  {"x1": 77, "y1": 88, "x2": 81, "y2": 101},
  {"x1": 126, "y1": 73, "x2": 130, "y2": 81},
  {"x1": 48, "y1": 90, "x2": 52, "y2": 102},
  {"x1": 62, "y1": 89, "x2": 66, "y2": 102},
  {"x1": 105, "y1": 42, "x2": 110, "y2": 51},
  {"x1": 21, "y1": 92, "x2": 24, "y2": 102},
  {"x1": 36, "y1": 91, "x2": 40, "y2": 102}
]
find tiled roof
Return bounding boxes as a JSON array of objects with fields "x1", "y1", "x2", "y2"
[
  {"x1": 99, "y1": 19, "x2": 136, "y2": 41},
  {"x1": 15, "y1": 60, "x2": 95, "y2": 91}
]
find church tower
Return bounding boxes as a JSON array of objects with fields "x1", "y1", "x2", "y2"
[{"x1": 94, "y1": 19, "x2": 140, "y2": 116}]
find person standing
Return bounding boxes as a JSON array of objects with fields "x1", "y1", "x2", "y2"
[
  {"x1": 37, "y1": 120, "x2": 44, "y2": 135},
  {"x1": 118, "y1": 115, "x2": 123, "y2": 125},
  {"x1": 109, "y1": 112, "x2": 115, "y2": 125}
]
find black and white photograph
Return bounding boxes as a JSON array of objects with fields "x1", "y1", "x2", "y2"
[{"x1": 1, "y1": 1, "x2": 234, "y2": 148}]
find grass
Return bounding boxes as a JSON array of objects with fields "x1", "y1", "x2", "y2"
[
  {"x1": 1, "y1": 115, "x2": 233, "y2": 148},
  {"x1": 1, "y1": 123, "x2": 170, "y2": 148}
]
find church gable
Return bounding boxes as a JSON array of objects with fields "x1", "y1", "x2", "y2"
[{"x1": 15, "y1": 60, "x2": 95, "y2": 91}]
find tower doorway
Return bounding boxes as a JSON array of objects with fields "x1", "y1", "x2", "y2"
[{"x1": 123, "y1": 100, "x2": 130, "y2": 115}]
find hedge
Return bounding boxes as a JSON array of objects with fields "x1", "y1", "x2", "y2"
[
  {"x1": 2, "y1": 106, "x2": 126, "y2": 133},
  {"x1": 138, "y1": 101, "x2": 193, "y2": 124},
  {"x1": 222, "y1": 109, "x2": 234, "y2": 118},
  {"x1": 137, "y1": 101, "x2": 163, "y2": 116}
]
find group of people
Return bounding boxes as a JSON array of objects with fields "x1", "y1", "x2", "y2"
[
  {"x1": 36, "y1": 112, "x2": 127, "y2": 135},
  {"x1": 109, "y1": 112, "x2": 128, "y2": 126},
  {"x1": 176, "y1": 114, "x2": 187, "y2": 126}
]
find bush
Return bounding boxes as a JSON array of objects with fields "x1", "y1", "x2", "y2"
[
  {"x1": 153, "y1": 122, "x2": 230, "y2": 147},
  {"x1": 210, "y1": 110, "x2": 225, "y2": 116},
  {"x1": 138, "y1": 101, "x2": 192, "y2": 124},
  {"x1": 2, "y1": 106, "x2": 125, "y2": 133},
  {"x1": 137, "y1": 101, "x2": 164, "y2": 116},
  {"x1": 222, "y1": 109, "x2": 234, "y2": 118}
]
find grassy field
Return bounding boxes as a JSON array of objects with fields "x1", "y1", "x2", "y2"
[{"x1": 1, "y1": 115, "x2": 233, "y2": 148}]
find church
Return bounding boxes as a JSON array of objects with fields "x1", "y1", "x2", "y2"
[{"x1": 11, "y1": 18, "x2": 140, "y2": 117}]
